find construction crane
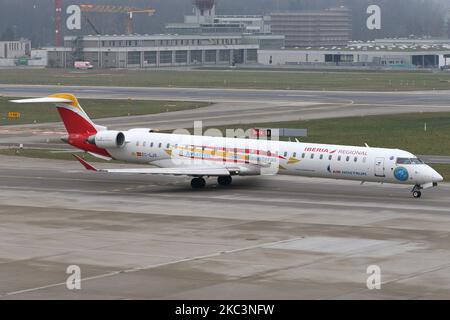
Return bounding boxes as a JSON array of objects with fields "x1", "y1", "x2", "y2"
[
  {"x1": 79, "y1": 4, "x2": 156, "y2": 35},
  {"x1": 54, "y1": 0, "x2": 63, "y2": 46}
]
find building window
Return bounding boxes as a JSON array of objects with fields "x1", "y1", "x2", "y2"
[
  {"x1": 246, "y1": 49, "x2": 258, "y2": 62},
  {"x1": 205, "y1": 50, "x2": 217, "y2": 63},
  {"x1": 144, "y1": 51, "x2": 157, "y2": 65},
  {"x1": 160, "y1": 51, "x2": 172, "y2": 64},
  {"x1": 175, "y1": 50, "x2": 188, "y2": 63},
  {"x1": 190, "y1": 50, "x2": 202, "y2": 64},
  {"x1": 127, "y1": 51, "x2": 140, "y2": 65},
  {"x1": 219, "y1": 50, "x2": 230, "y2": 62}
]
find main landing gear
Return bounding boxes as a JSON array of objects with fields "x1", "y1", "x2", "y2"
[
  {"x1": 217, "y1": 175, "x2": 232, "y2": 186},
  {"x1": 191, "y1": 177, "x2": 206, "y2": 189},
  {"x1": 190, "y1": 176, "x2": 233, "y2": 189},
  {"x1": 411, "y1": 185, "x2": 422, "y2": 198}
]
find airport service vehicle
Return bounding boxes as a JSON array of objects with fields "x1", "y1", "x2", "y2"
[
  {"x1": 11, "y1": 94, "x2": 443, "y2": 198},
  {"x1": 74, "y1": 61, "x2": 93, "y2": 70}
]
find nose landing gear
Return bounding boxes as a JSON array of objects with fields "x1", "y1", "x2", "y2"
[
  {"x1": 412, "y1": 185, "x2": 422, "y2": 198},
  {"x1": 412, "y1": 190, "x2": 422, "y2": 198}
]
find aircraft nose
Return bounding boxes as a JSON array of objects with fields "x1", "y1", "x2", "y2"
[
  {"x1": 428, "y1": 166, "x2": 444, "y2": 183},
  {"x1": 434, "y1": 171, "x2": 444, "y2": 183}
]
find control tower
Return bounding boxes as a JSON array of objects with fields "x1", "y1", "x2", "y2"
[{"x1": 186, "y1": 0, "x2": 216, "y2": 24}]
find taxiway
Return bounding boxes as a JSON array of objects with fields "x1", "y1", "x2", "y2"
[{"x1": 0, "y1": 156, "x2": 449, "y2": 299}]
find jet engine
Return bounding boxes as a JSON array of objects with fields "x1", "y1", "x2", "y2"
[{"x1": 87, "y1": 131, "x2": 125, "y2": 148}]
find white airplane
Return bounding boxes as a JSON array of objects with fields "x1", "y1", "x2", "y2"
[{"x1": 12, "y1": 93, "x2": 443, "y2": 198}]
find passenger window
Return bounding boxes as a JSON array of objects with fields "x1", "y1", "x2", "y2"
[
  {"x1": 166, "y1": 143, "x2": 170, "y2": 148},
  {"x1": 136, "y1": 141, "x2": 139, "y2": 147},
  {"x1": 338, "y1": 156, "x2": 341, "y2": 161},
  {"x1": 284, "y1": 152, "x2": 288, "y2": 157},
  {"x1": 310, "y1": 153, "x2": 314, "y2": 159},
  {"x1": 354, "y1": 157, "x2": 357, "y2": 162},
  {"x1": 320, "y1": 154, "x2": 323, "y2": 160},
  {"x1": 143, "y1": 141, "x2": 146, "y2": 147},
  {"x1": 158, "y1": 143, "x2": 162, "y2": 148},
  {"x1": 293, "y1": 152, "x2": 297, "y2": 158},
  {"x1": 150, "y1": 142, "x2": 154, "y2": 147},
  {"x1": 302, "y1": 153, "x2": 305, "y2": 159},
  {"x1": 329, "y1": 155, "x2": 332, "y2": 160},
  {"x1": 346, "y1": 156, "x2": 350, "y2": 162}
]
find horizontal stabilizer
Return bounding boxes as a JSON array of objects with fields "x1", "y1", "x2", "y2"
[
  {"x1": 73, "y1": 154, "x2": 98, "y2": 171},
  {"x1": 10, "y1": 97, "x2": 73, "y2": 104}
]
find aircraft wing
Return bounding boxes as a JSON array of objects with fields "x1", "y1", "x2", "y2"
[{"x1": 73, "y1": 154, "x2": 238, "y2": 176}]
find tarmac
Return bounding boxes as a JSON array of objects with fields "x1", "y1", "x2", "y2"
[
  {"x1": 1, "y1": 85, "x2": 450, "y2": 299},
  {"x1": 0, "y1": 156, "x2": 449, "y2": 299}
]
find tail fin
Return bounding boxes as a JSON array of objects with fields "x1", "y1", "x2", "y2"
[{"x1": 11, "y1": 93, "x2": 105, "y2": 135}]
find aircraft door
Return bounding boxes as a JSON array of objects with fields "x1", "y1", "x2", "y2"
[{"x1": 374, "y1": 157, "x2": 385, "y2": 177}]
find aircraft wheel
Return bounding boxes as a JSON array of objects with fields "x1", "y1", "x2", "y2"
[
  {"x1": 217, "y1": 176, "x2": 232, "y2": 186},
  {"x1": 412, "y1": 191, "x2": 422, "y2": 198},
  {"x1": 191, "y1": 177, "x2": 206, "y2": 189}
]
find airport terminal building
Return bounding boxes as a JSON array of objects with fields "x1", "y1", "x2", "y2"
[
  {"x1": 46, "y1": 34, "x2": 259, "y2": 68},
  {"x1": 259, "y1": 39, "x2": 450, "y2": 69},
  {"x1": 270, "y1": 7, "x2": 352, "y2": 48}
]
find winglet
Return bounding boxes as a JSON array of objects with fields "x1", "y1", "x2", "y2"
[{"x1": 72, "y1": 154, "x2": 98, "y2": 171}]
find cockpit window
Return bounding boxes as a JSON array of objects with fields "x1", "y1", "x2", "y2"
[
  {"x1": 396, "y1": 158, "x2": 411, "y2": 164},
  {"x1": 396, "y1": 157, "x2": 424, "y2": 165},
  {"x1": 410, "y1": 158, "x2": 424, "y2": 164}
]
